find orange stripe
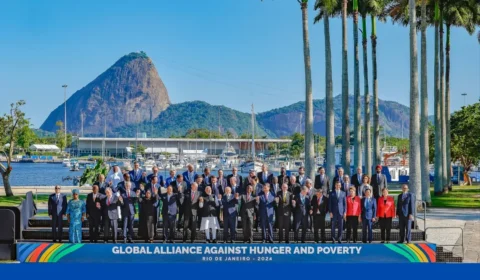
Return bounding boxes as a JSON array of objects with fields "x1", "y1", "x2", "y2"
[
  {"x1": 28, "y1": 243, "x2": 50, "y2": 263},
  {"x1": 418, "y1": 243, "x2": 436, "y2": 262}
]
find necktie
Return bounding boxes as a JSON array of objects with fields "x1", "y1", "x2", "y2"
[
  {"x1": 247, "y1": 194, "x2": 250, "y2": 201},
  {"x1": 318, "y1": 197, "x2": 321, "y2": 205},
  {"x1": 107, "y1": 197, "x2": 111, "y2": 206},
  {"x1": 283, "y1": 193, "x2": 286, "y2": 203},
  {"x1": 403, "y1": 193, "x2": 406, "y2": 200},
  {"x1": 265, "y1": 193, "x2": 268, "y2": 201},
  {"x1": 128, "y1": 191, "x2": 130, "y2": 198},
  {"x1": 321, "y1": 175, "x2": 324, "y2": 183},
  {"x1": 337, "y1": 191, "x2": 340, "y2": 197},
  {"x1": 301, "y1": 196, "x2": 305, "y2": 204},
  {"x1": 191, "y1": 192, "x2": 195, "y2": 201},
  {"x1": 377, "y1": 174, "x2": 380, "y2": 182}
]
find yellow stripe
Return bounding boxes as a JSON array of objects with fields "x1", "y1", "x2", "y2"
[
  {"x1": 407, "y1": 244, "x2": 427, "y2": 262},
  {"x1": 39, "y1": 244, "x2": 62, "y2": 263}
]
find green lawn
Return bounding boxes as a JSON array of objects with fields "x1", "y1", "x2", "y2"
[
  {"x1": 0, "y1": 194, "x2": 87, "y2": 207},
  {"x1": 429, "y1": 185, "x2": 480, "y2": 208}
]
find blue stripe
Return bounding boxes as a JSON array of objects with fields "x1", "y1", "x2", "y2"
[{"x1": 18, "y1": 243, "x2": 40, "y2": 261}]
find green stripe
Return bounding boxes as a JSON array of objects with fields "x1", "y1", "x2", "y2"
[
  {"x1": 384, "y1": 244, "x2": 416, "y2": 262},
  {"x1": 47, "y1": 244, "x2": 71, "y2": 263},
  {"x1": 394, "y1": 244, "x2": 421, "y2": 262},
  {"x1": 51, "y1": 244, "x2": 84, "y2": 263}
]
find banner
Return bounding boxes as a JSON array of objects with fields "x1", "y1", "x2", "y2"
[{"x1": 17, "y1": 243, "x2": 436, "y2": 263}]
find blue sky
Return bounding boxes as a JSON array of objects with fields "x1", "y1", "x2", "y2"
[{"x1": 0, "y1": 0, "x2": 478, "y2": 128}]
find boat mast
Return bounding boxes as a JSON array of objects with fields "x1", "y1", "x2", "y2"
[{"x1": 251, "y1": 104, "x2": 255, "y2": 159}]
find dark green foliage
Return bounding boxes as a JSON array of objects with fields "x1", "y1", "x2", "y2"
[{"x1": 79, "y1": 160, "x2": 108, "y2": 186}]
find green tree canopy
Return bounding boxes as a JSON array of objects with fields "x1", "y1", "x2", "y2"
[{"x1": 450, "y1": 102, "x2": 480, "y2": 168}]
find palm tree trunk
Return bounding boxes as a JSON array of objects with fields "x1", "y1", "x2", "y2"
[
  {"x1": 300, "y1": 1, "x2": 315, "y2": 180},
  {"x1": 353, "y1": 0, "x2": 362, "y2": 171},
  {"x1": 433, "y1": 1, "x2": 443, "y2": 195},
  {"x1": 342, "y1": 0, "x2": 351, "y2": 175},
  {"x1": 408, "y1": 0, "x2": 422, "y2": 209},
  {"x1": 445, "y1": 24, "x2": 452, "y2": 191},
  {"x1": 324, "y1": 14, "x2": 335, "y2": 181},
  {"x1": 362, "y1": 14, "x2": 371, "y2": 177},
  {"x1": 371, "y1": 15, "x2": 380, "y2": 170},
  {"x1": 439, "y1": 11, "x2": 448, "y2": 191},
  {"x1": 420, "y1": 0, "x2": 432, "y2": 205}
]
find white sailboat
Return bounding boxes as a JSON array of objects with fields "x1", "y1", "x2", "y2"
[{"x1": 241, "y1": 104, "x2": 263, "y2": 173}]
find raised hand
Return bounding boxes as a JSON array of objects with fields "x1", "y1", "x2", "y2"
[
  {"x1": 218, "y1": 194, "x2": 222, "y2": 200},
  {"x1": 309, "y1": 210, "x2": 313, "y2": 215},
  {"x1": 275, "y1": 197, "x2": 279, "y2": 203},
  {"x1": 235, "y1": 193, "x2": 239, "y2": 199}
]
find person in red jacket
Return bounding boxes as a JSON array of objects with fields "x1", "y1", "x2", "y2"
[
  {"x1": 345, "y1": 186, "x2": 361, "y2": 243},
  {"x1": 377, "y1": 187, "x2": 396, "y2": 243}
]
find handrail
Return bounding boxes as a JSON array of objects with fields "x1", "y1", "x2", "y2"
[{"x1": 425, "y1": 226, "x2": 464, "y2": 258}]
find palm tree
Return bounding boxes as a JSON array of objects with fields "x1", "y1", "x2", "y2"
[
  {"x1": 433, "y1": 0, "x2": 443, "y2": 195},
  {"x1": 314, "y1": 0, "x2": 338, "y2": 181},
  {"x1": 443, "y1": 0, "x2": 477, "y2": 190},
  {"x1": 299, "y1": 0, "x2": 315, "y2": 180},
  {"x1": 439, "y1": 4, "x2": 448, "y2": 191},
  {"x1": 353, "y1": 0, "x2": 362, "y2": 171},
  {"x1": 420, "y1": 0, "x2": 431, "y2": 204},
  {"x1": 408, "y1": 0, "x2": 422, "y2": 208},
  {"x1": 342, "y1": 0, "x2": 351, "y2": 175},
  {"x1": 360, "y1": 1, "x2": 371, "y2": 176}
]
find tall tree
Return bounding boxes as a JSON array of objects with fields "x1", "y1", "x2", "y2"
[
  {"x1": 314, "y1": 0, "x2": 338, "y2": 181},
  {"x1": 433, "y1": 0, "x2": 444, "y2": 195},
  {"x1": 353, "y1": 0, "x2": 362, "y2": 171},
  {"x1": 408, "y1": 0, "x2": 422, "y2": 207},
  {"x1": 0, "y1": 101, "x2": 28, "y2": 197},
  {"x1": 439, "y1": 4, "x2": 449, "y2": 190},
  {"x1": 342, "y1": 0, "x2": 351, "y2": 175},
  {"x1": 55, "y1": 120, "x2": 66, "y2": 152},
  {"x1": 360, "y1": 1, "x2": 372, "y2": 176},
  {"x1": 299, "y1": 0, "x2": 315, "y2": 180},
  {"x1": 420, "y1": 0, "x2": 431, "y2": 204}
]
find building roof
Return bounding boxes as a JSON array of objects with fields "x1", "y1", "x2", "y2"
[
  {"x1": 29, "y1": 144, "x2": 60, "y2": 150},
  {"x1": 78, "y1": 137, "x2": 291, "y2": 143}
]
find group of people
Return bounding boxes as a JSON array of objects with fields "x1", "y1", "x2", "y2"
[{"x1": 48, "y1": 163, "x2": 415, "y2": 244}]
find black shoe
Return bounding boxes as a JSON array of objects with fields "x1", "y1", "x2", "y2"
[
  {"x1": 286, "y1": 241, "x2": 290, "y2": 244},
  {"x1": 301, "y1": 241, "x2": 306, "y2": 243},
  {"x1": 321, "y1": 241, "x2": 326, "y2": 244},
  {"x1": 212, "y1": 240, "x2": 217, "y2": 243},
  {"x1": 183, "y1": 239, "x2": 187, "y2": 243},
  {"x1": 381, "y1": 241, "x2": 385, "y2": 244},
  {"x1": 231, "y1": 240, "x2": 235, "y2": 244},
  {"x1": 386, "y1": 241, "x2": 390, "y2": 244},
  {"x1": 368, "y1": 241, "x2": 372, "y2": 244},
  {"x1": 206, "y1": 240, "x2": 210, "y2": 244},
  {"x1": 346, "y1": 239, "x2": 350, "y2": 243},
  {"x1": 103, "y1": 241, "x2": 107, "y2": 243},
  {"x1": 163, "y1": 240, "x2": 167, "y2": 244},
  {"x1": 248, "y1": 240, "x2": 252, "y2": 244},
  {"x1": 261, "y1": 240, "x2": 266, "y2": 243},
  {"x1": 406, "y1": 241, "x2": 410, "y2": 244},
  {"x1": 337, "y1": 241, "x2": 342, "y2": 244},
  {"x1": 397, "y1": 241, "x2": 404, "y2": 244},
  {"x1": 123, "y1": 239, "x2": 127, "y2": 244},
  {"x1": 315, "y1": 241, "x2": 319, "y2": 243},
  {"x1": 268, "y1": 240, "x2": 274, "y2": 244}
]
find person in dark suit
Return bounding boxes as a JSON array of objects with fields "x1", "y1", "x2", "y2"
[
  {"x1": 199, "y1": 186, "x2": 221, "y2": 243},
  {"x1": 257, "y1": 184, "x2": 275, "y2": 243},
  {"x1": 397, "y1": 184, "x2": 415, "y2": 243},
  {"x1": 129, "y1": 161, "x2": 145, "y2": 190},
  {"x1": 116, "y1": 173, "x2": 132, "y2": 195},
  {"x1": 332, "y1": 167, "x2": 346, "y2": 192},
  {"x1": 171, "y1": 174, "x2": 186, "y2": 194},
  {"x1": 202, "y1": 167, "x2": 213, "y2": 187},
  {"x1": 361, "y1": 188, "x2": 377, "y2": 243},
  {"x1": 210, "y1": 176, "x2": 221, "y2": 196},
  {"x1": 94, "y1": 174, "x2": 108, "y2": 195},
  {"x1": 345, "y1": 186, "x2": 362, "y2": 243},
  {"x1": 278, "y1": 167, "x2": 290, "y2": 186},
  {"x1": 292, "y1": 186, "x2": 311, "y2": 243},
  {"x1": 227, "y1": 167, "x2": 243, "y2": 188},
  {"x1": 179, "y1": 182, "x2": 201, "y2": 243},
  {"x1": 119, "y1": 181, "x2": 137, "y2": 243},
  {"x1": 217, "y1": 169, "x2": 228, "y2": 193},
  {"x1": 240, "y1": 185, "x2": 257, "y2": 243},
  {"x1": 136, "y1": 188, "x2": 158, "y2": 243},
  {"x1": 164, "y1": 169, "x2": 176, "y2": 187},
  {"x1": 160, "y1": 186, "x2": 180, "y2": 243},
  {"x1": 86, "y1": 185, "x2": 105, "y2": 243},
  {"x1": 275, "y1": 183, "x2": 292, "y2": 243},
  {"x1": 48, "y1": 185, "x2": 67, "y2": 243},
  {"x1": 220, "y1": 187, "x2": 239, "y2": 243},
  {"x1": 377, "y1": 188, "x2": 396, "y2": 243},
  {"x1": 102, "y1": 187, "x2": 120, "y2": 243},
  {"x1": 182, "y1": 164, "x2": 197, "y2": 189},
  {"x1": 270, "y1": 176, "x2": 281, "y2": 231},
  {"x1": 144, "y1": 175, "x2": 161, "y2": 237},
  {"x1": 147, "y1": 166, "x2": 165, "y2": 187},
  {"x1": 257, "y1": 164, "x2": 274, "y2": 185},
  {"x1": 296, "y1": 167, "x2": 309, "y2": 186},
  {"x1": 371, "y1": 165, "x2": 388, "y2": 199},
  {"x1": 195, "y1": 176, "x2": 205, "y2": 193},
  {"x1": 228, "y1": 176, "x2": 242, "y2": 196},
  {"x1": 311, "y1": 191, "x2": 328, "y2": 243},
  {"x1": 243, "y1": 170, "x2": 256, "y2": 190},
  {"x1": 314, "y1": 167, "x2": 330, "y2": 196},
  {"x1": 329, "y1": 181, "x2": 346, "y2": 243},
  {"x1": 351, "y1": 167, "x2": 364, "y2": 191},
  {"x1": 290, "y1": 176, "x2": 301, "y2": 196}
]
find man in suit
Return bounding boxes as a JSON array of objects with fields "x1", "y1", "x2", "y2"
[
  {"x1": 243, "y1": 170, "x2": 256, "y2": 190},
  {"x1": 361, "y1": 188, "x2": 377, "y2": 243},
  {"x1": 240, "y1": 185, "x2": 257, "y2": 243},
  {"x1": 171, "y1": 174, "x2": 187, "y2": 194},
  {"x1": 371, "y1": 165, "x2": 388, "y2": 199},
  {"x1": 275, "y1": 183, "x2": 292, "y2": 243},
  {"x1": 278, "y1": 167, "x2": 289, "y2": 186},
  {"x1": 305, "y1": 179, "x2": 316, "y2": 230},
  {"x1": 145, "y1": 175, "x2": 161, "y2": 238},
  {"x1": 116, "y1": 173, "x2": 132, "y2": 195},
  {"x1": 182, "y1": 164, "x2": 197, "y2": 189},
  {"x1": 210, "y1": 176, "x2": 221, "y2": 196},
  {"x1": 202, "y1": 167, "x2": 212, "y2": 187},
  {"x1": 270, "y1": 176, "x2": 281, "y2": 196},
  {"x1": 297, "y1": 167, "x2": 309, "y2": 186},
  {"x1": 86, "y1": 185, "x2": 105, "y2": 243},
  {"x1": 351, "y1": 167, "x2": 363, "y2": 191},
  {"x1": 257, "y1": 184, "x2": 275, "y2": 243},
  {"x1": 103, "y1": 187, "x2": 120, "y2": 243},
  {"x1": 165, "y1": 169, "x2": 176, "y2": 187},
  {"x1": 332, "y1": 167, "x2": 346, "y2": 192},
  {"x1": 229, "y1": 176, "x2": 242, "y2": 195},
  {"x1": 290, "y1": 176, "x2": 301, "y2": 196},
  {"x1": 217, "y1": 169, "x2": 228, "y2": 192},
  {"x1": 257, "y1": 164, "x2": 274, "y2": 185},
  {"x1": 292, "y1": 186, "x2": 311, "y2": 243},
  {"x1": 180, "y1": 182, "x2": 201, "y2": 243},
  {"x1": 48, "y1": 185, "x2": 67, "y2": 243},
  {"x1": 148, "y1": 166, "x2": 165, "y2": 187},
  {"x1": 94, "y1": 174, "x2": 108, "y2": 195},
  {"x1": 227, "y1": 167, "x2": 243, "y2": 188},
  {"x1": 160, "y1": 186, "x2": 180, "y2": 243},
  {"x1": 220, "y1": 187, "x2": 239, "y2": 243},
  {"x1": 329, "y1": 181, "x2": 347, "y2": 243},
  {"x1": 129, "y1": 161, "x2": 144, "y2": 190},
  {"x1": 396, "y1": 184, "x2": 415, "y2": 243},
  {"x1": 314, "y1": 167, "x2": 330, "y2": 196},
  {"x1": 119, "y1": 181, "x2": 137, "y2": 243},
  {"x1": 311, "y1": 191, "x2": 328, "y2": 243}
]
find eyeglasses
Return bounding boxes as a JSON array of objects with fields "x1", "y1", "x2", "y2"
[{"x1": 55, "y1": 187, "x2": 61, "y2": 190}]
